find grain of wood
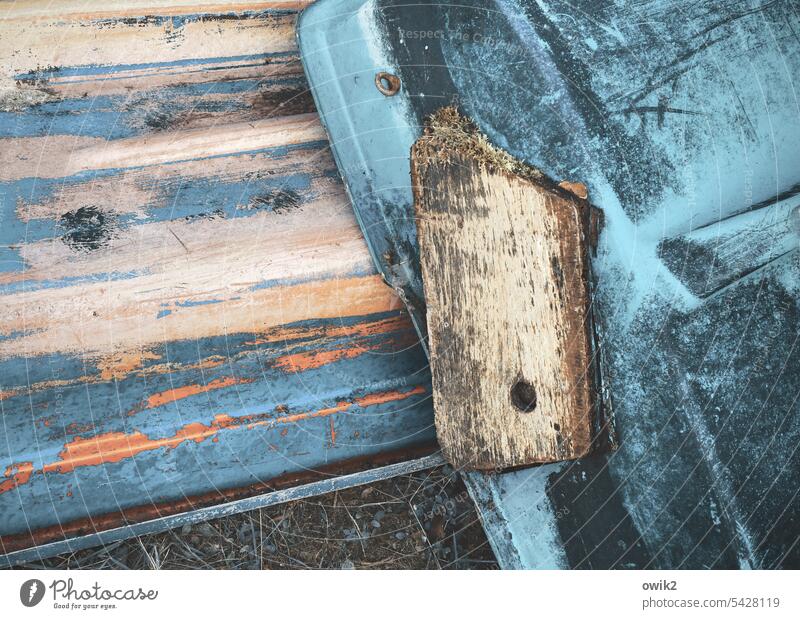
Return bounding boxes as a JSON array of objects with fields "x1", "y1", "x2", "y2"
[{"x1": 412, "y1": 108, "x2": 598, "y2": 470}]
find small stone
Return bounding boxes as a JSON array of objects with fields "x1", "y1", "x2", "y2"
[
  {"x1": 181, "y1": 524, "x2": 192, "y2": 535},
  {"x1": 374, "y1": 510, "x2": 386, "y2": 521},
  {"x1": 340, "y1": 559, "x2": 355, "y2": 570},
  {"x1": 394, "y1": 531, "x2": 407, "y2": 541},
  {"x1": 264, "y1": 543, "x2": 277, "y2": 554},
  {"x1": 371, "y1": 520, "x2": 381, "y2": 529}
]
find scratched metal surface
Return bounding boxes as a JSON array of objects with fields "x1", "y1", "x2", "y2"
[
  {"x1": 0, "y1": 0, "x2": 435, "y2": 560},
  {"x1": 300, "y1": 0, "x2": 800, "y2": 568}
]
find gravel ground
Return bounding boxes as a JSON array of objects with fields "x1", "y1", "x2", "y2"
[{"x1": 16, "y1": 466, "x2": 498, "y2": 570}]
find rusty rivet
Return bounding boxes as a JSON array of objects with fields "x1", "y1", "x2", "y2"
[
  {"x1": 375, "y1": 72, "x2": 401, "y2": 96},
  {"x1": 558, "y1": 180, "x2": 589, "y2": 200}
]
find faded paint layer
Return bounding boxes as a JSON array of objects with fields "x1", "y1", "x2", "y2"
[{"x1": 0, "y1": 2, "x2": 435, "y2": 556}]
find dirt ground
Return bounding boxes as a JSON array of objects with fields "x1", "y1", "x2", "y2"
[{"x1": 16, "y1": 466, "x2": 498, "y2": 570}]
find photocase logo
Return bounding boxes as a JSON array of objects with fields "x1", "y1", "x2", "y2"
[{"x1": 20, "y1": 579, "x2": 45, "y2": 607}]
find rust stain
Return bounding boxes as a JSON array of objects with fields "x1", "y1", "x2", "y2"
[
  {"x1": 329, "y1": 417, "x2": 336, "y2": 445},
  {"x1": 0, "y1": 463, "x2": 33, "y2": 495},
  {"x1": 1, "y1": 386, "x2": 427, "y2": 492},
  {"x1": 144, "y1": 376, "x2": 254, "y2": 410}
]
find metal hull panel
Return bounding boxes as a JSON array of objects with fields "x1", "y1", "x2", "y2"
[{"x1": 0, "y1": 2, "x2": 436, "y2": 561}]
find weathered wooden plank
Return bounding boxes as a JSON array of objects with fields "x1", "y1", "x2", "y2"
[
  {"x1": 0, "y1": 1, "x2": 309, "y2": 20},
  {"x1": 0, "y1": 115, "x2": 325, "y2": 180},
  {"x1": 411, "y1": 108, "x2": 597, "y2": 470},
  {"x1": 0, "y1": 7, "x2": 303, "y2": 90}
]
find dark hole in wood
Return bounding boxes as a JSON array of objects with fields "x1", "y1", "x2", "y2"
[
  {"x1": 511, "y1": 379, "x2": 537, "y2": 413},
  {"x1": 375, "y1": 72, "x2": 401, "y2": 96}
]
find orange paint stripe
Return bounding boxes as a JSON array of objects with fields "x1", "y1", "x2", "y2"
[
  {"x1": 1, "y1": 354, "x2": 231, "y2": 403},
  {"x1": 1, "y1": 315, "x2": 413, "y2": 404},
  {"x1": 42, "y1": 420, "x2": 236, "y2": 475},
  {"x1": 98, "y1": 351, "x2": 162, "y2": 381},
  {"x1": 270, "y1": 317, "x2": 420, "y2": 373},
  {"x1": 0, "y1": 386, "x2": 426, "y2": 493},
  {"x1": 0, "y1": 463, "x2": 33, "y2": 494},
  {"x1": 245, "y1": 314, "x2": 410, "y2": 347},
  {"x1": 240, "y1": 386, "x2": 427, "y2": 430},
  {"x1": 145, "y1": 376, "x2": 253, "y2": 409},
  {"x1": 274, "y1": 346, "x2": 369, "y2": 373}
]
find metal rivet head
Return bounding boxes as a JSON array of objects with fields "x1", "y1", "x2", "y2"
[{"x1": 375, "y1": 72, "x2": 401, "y2": 96}]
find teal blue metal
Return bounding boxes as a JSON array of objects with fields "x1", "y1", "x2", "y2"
[{"x1": 299, "y1": 0, "x2": 800, "y2": 568}]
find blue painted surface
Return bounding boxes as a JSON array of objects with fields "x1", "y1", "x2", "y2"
[
  {"x1": 1, "y1": 313, "x2": 433, "y2": 536},
  {"x1": 0, "y1": 6, "x2": 437, "y2": 557},
  {"x1": 299, "y1": 0, "x2": 800, "y2": 568}
]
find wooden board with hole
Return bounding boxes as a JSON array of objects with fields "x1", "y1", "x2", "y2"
[{"x1": 411, "y1": 109, "x2": 599, "y2": 471}]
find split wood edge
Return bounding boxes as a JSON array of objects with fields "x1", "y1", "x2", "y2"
[{"x1": 411, "y1": 107, "x2": 607, "y2": 471}]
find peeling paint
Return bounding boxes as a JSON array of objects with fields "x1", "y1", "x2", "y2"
[
  {"x1": 0, "y1": 386, "x2": 426, "y2": 495},
  {"x1": 142, "y1": 376, "x2": 254, "y2": 410},
  {"x1": 0, "y1": 463, "x2": 33, "y2": 494}
]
